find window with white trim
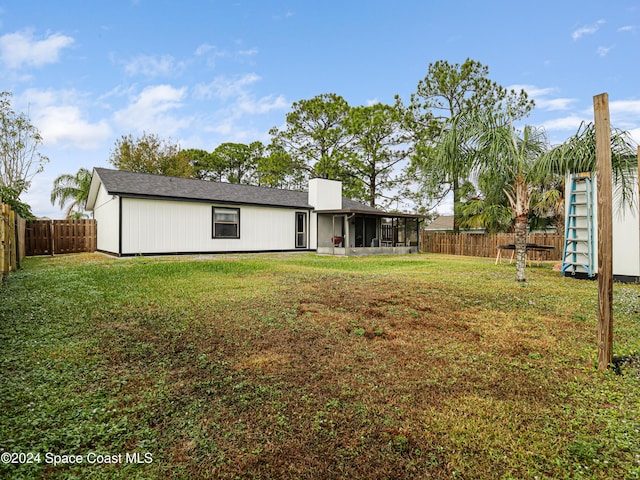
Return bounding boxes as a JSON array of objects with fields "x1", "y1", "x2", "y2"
[{"x1": 212, "y1": 207, "x2": 240, "y2": 238}]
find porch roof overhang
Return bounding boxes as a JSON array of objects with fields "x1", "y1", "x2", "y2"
[{"x1": 314, "y1": 208, "x2": 424, "y2": 219}]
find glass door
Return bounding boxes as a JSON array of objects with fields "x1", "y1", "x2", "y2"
[{"x1": 295, "y1": 212, "x2": 307, "y2": 248}]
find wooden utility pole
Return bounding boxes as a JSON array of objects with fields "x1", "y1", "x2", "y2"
[{"x1": 594, "y1": 93, "x2": 613, "y2": 371}]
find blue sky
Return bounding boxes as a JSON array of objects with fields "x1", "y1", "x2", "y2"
[{"x1": 1, "y1": 0, "x2": 639, "y2": 218}]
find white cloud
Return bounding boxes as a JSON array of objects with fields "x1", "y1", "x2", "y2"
[
  {"x1": 194, "y1": 73, "x2": 261, "y2": 100},
  {"x1": 618, "y1": 25, "x2": 638, "y2": 33},
  {"x1": 238, "y1": 48, "x2": 258, "y2": 57},
  {"x1": 610, "y1": 99, "x2": 640, "y2": 132},
  {"x1": 610, "y1": 99, "x2": 640, "y2": 117},
  {"x1": 537, "y1": 98, "x2": 577, "y2": 111},
  {"x1": 0, "y1": 30, "x2": 74, "y2": 69},
  {"x1": 192, "y1": 74, "x2": 288, "y2": 143},
  {"x1": 237, "y1": 93, "x2": 288, "y2": 114},
  {"x1": 193, "y1": 43, "x2": 228, "y2": 68},
  {"x1": 194, "y1": 43, "x2": 216, "y2": 56},
  {"x1": 124, "y1": 54, "x2": 185, "y2": 77},
  {"x1": 194, "y1": 73, "x2": 288, "y2": 114},
  {"x1": 19, "y1": 89, "x2": 112, "y2": 149},
  {"x1": 596, "y1": 45, "x2": 614, "y2": 57},
  {"x1": 113, "y1": 84, "x2": 191, "y2": 136},
  {"x1": 542, "y1": 115, "x2": 589, "y2": 132},
  {"x1": 509, "y1": 84, "x2": 576, "y2": 111},
  {"x1": 572, "y1": 19, "x2": 605, "y2": 40}
]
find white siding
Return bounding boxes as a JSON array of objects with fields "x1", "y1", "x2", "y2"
[
  {"x1": 93, "y1": 184, "x2": 120, "y2": 254},
  {"x1": 121, "y1": 198, "x2": 312, "y2": 254},
  {"x1": 566, "y1": 173, "x2": 640, "y2": 278}
]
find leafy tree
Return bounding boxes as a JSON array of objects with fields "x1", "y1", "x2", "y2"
[
  {"x1": 0, "y1": 184, "x2": 34, "y2": 219},
  {"x1": 269, "y1": 93, "x2": 361, "y2": 197},
  {"x1": 258, "y1": 143, "x2": 307, "y2": 190},
  {"x1": 407, "y1": 59, "x2": 534, "y2": 230},
  {"x1": 108, "y1": 132, "x2": 191, "y2": 177},
  {"x1": 50, "y1": 167, "x2": 92, "y2": 219},
  {"x1": 0, "y1": 91, "x2": 48, "y2": 201},
  {"x1": 455, "y1": 177, "x2": 515, "y2": 234},
  {"x1": 344, "y1": 102, "x2": 409, "y2": 207},
  {"x1": 207, "y1": 142, "x2": 265, "y2": 184},
  {"x1": 179, "y1": 149, "x2": 214, "y2": 180}
]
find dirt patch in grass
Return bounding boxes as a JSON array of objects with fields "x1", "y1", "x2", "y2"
[
  {"x1": 2, "y1": 254, "x2": 639, "y2": 479},
  {"x1": 90, "y1": 271, "x2": 582, "y2": 478}
]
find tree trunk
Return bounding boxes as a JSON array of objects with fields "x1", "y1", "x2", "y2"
[
  {"x1": 514, "y1": 215, "x2": 527, "y2": 282},
  {"x1": 452, "y1": 177, "x2": 460, "y2": 233}
]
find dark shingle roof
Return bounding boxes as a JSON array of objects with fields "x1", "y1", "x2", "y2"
[{"x1": 90, "y1": 168, "x2": 380, "y2": 212}]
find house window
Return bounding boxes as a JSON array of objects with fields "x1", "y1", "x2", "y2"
[{"x1": 212, "y1": 207, "x2": 240, "y2": 238}]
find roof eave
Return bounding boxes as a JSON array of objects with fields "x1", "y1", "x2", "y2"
[{"x1": 314, "y1": 208, "x2": 424, "y2": 218}]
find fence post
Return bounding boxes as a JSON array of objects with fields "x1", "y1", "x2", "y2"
[
  {"x1": 8, "y1": 209, "x2": 16, "y2": 271},
  {"x1": 0, "y1": 203, "x2": 6, "y2": 279},
  {"x1": 594, "y1": 92, "x2": 614, "y2": 371}
]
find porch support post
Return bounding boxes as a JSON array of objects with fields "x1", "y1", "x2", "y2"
[
  {"x1": 344, "y1": 215, "x2": 350, "y2": 253},
  {"x1": 332, "y1": 215, "x2": 335, "y2": 255}
]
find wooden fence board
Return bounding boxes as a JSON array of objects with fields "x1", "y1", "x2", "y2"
[
  {"x1": 1, "y1": 202, "x2": 21, "y2": 280},
  {"x1": 421, "y1": 232, "x2": 564, "y2": 261},
  {"x1": 25, "y1": 219, "x2": 96, "y2": 256}
]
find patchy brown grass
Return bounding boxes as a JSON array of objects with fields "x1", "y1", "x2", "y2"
[{"x1": 1, "y1": 253, "x2": 639, "y2": 479}]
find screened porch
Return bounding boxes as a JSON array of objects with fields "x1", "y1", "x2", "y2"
[{"x1": 316, "y1": 210, "x2": 422, "y2": 256}]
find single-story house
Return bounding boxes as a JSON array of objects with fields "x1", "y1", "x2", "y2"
[{"x1": 85, "y1": 168, "x2": 422, "y2": 257}]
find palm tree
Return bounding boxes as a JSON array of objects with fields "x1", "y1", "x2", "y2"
[
  {"x1": 464, "y1": 114, "x2": 637, "y2": 282},
  {"x1": 50, "y1": 167, "x2": 92, "y2": 219},
  {"x1": 541, "y1": 122, "x2": 638, "y2": 213},
  {"x1": 468, "y1": 113, "x2": 549, "y2": 281}
]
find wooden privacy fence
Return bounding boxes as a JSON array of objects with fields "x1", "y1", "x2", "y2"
[
  {"x1": 25, "y1": 219, "x2": 96, "y2": 256},
  {"x1": 1, "y1": 202, "x2": 24, "y2": 280},
  {"x1": 421, "y1": 232, "x2": 564, "y2": 261}
]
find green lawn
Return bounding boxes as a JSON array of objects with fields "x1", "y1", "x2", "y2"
[{"x1": 1, "y1": 253, "x2": 639, "y2": 479}]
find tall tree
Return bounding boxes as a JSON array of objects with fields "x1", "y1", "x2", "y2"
[
  {"x1": 344, "y1": 102, "x2": 409, "y2": 207},
  {"x1": 0, "y1": 91, "x2": 49, "y2": 195},
  {"x1": 108, "y1": 132, "x2": 190, "y2": 177},
  {"x1": 208, "y1": 141, "x2": 265, "y2": 184},
  {"x1": 407, "y1": 59, "x2": 534, "y2": 230},
  {"x1": 269, "y1": 93, "x2": 361, "y2": 198},
  {"x1": 50, "y1": 167, "x2": 92, "y2": 219},
  {"x1": 179, "y1": 149, "x2": 214, "y2": 180},
  {"x1": 258, "y1": 143, "x2": 308, "y2": 190}
]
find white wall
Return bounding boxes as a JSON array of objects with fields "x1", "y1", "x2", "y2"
[
  {"x1": 565, "y1": 173, "x2": 640, "y2": 278},
  {"x1": 308, "y1": 178, "x2": 342, "y2": 210},
  {"x1": 120, "y1": 198, "x2": 313, "y2": 254},
  {"x1": 92, "y1": 184, "x2": 120, "y2": 254}
]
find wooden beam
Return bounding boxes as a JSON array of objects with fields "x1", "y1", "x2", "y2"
[{"x1": 593, "y1": 92, "x2": 613, "y2": 371}]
